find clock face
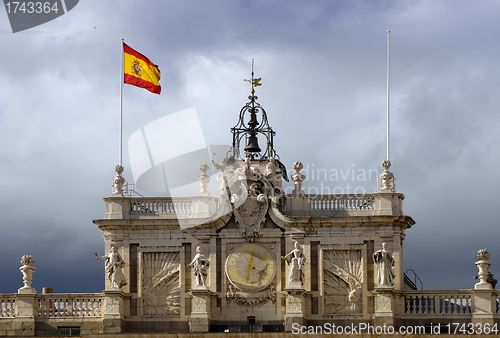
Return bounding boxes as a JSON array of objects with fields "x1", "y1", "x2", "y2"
[{"x1": 225, "y1": 243, "x2": 276, "y2": 292}]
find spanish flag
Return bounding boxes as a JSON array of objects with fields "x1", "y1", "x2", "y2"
[{"x1": 123, "y1": 43, "x2": 161, "y2": 94}]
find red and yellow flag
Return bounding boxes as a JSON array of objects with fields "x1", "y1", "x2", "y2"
[{"x1": 123, "y1": 43, "x2": 161, "y2": 94}]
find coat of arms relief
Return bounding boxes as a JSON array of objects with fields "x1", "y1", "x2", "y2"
[{"x1": 214, "y1": 156, "x2": 284, "y2": 241}]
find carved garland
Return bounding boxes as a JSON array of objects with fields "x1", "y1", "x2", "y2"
[{"x1": 226, "y1": 283, "x2": 276, "y2": 307}]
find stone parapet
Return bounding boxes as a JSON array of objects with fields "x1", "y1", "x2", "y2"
[{"x1": 103, "y1": 192, "x2": 407, "y2": 221}]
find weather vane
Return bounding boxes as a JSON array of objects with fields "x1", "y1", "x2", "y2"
[{"x1": 244, "y1": 58, "x2": 262, "y2": 94}]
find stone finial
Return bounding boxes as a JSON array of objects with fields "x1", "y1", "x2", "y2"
[
  {"x1": 198, "y1": 163, "x2": 211, "y2": 196},
  {"x1": 475, "y1": 249, "x2": 492, "y2": 289},
  {"x1": 112, "y1": 165, "x2": 126, "y2": 195},
  {"x1": 19, "y1": 255, "x2": 36, "y2": 293},
  {"x1": 477, "y1": 249, "x2": 490, "y2": 261},
  {"x1": 292, "y1": 161, "x2": 306, "y2": 195},
  {"x1": 380, "y1": 160, "x2": 395, "y2": 192}
]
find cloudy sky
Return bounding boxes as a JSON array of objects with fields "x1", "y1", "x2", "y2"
[{"x1": 1, "y1": 0, "x2": 499, "y2": 293}]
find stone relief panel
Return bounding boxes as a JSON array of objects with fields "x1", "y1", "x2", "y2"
[
  {"x1": 324, "y1": 249, "x2": 363, "y2": 315},
  {"x1": 142, "y1": 251, "x2": 180, "y2": 316},
  {"x1": 286, "y1": 294, "x2": 302, "y2": 313},
  {"x1": 375, "y1": 293, "x2": 392, "y2": 312},
  {"x1": 192, "y1": 295, "x2": 207, "y2": 313},
  {"x1": 105, "y1": 297, "x2": 120, "y2": 314}
]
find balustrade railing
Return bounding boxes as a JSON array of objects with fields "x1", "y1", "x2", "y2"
[
  {"x1": 36, "y1": 294, "x2": 102, "y2": 317},
  {"x1": 0, "y1": 296, "x2": 15, "y2": 317},
  {"x1": 104, "y1": 192, "x2": 404, "y2": 219},
  {"x1": 130, "y1": 198, "x2": 193, "y2": 215},
  {"x1": 309, "y1": 195, "x2": 375, "y2": 211},
  {"x1": 404, "y1": 291, "x2": 472, "y2": 315}
]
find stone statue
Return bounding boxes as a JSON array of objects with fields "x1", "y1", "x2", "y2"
[
  {"x1": 283, "y1": 241, "x2": 306, "y2": 285},
  {"x1": 212, "y1": 156, "x2": 237, "y2": 195},
  {"x1": 188, "y1": 246, "x2": 210, "y2": 287},
  {"x1": 373, "y1": 242, "x2": 395, "y2": 287},
  {"x1": 95, "y1": 246, "x2": 127, "y2": 290}
]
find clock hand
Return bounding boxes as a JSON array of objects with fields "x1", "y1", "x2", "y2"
[{"x1": 247, "y1": 255, "x2": 255, "y2": 281}]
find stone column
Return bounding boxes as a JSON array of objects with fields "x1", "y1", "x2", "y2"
[
  {"x1": 472, "y1": 249, "x2": 494, "y2": 327},
  {"x1": 284, "y1": 287, "x2": 306, "y2": 331},
  {"x1": 372, "y1": 288, "x2": 395, "y2": 327},
  {"x1": 102, "y1": 290, "x2": 126, "y2": 333},
  {"x1": 188, "y1": 287, "x2": 213, "y2": 332}
]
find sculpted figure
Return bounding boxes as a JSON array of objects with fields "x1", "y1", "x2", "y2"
[
  {"x1": 373, "y1": 242, "x2": 395, "y2": 287},
  {"x1": 283, "y1": 241, "x2": 306, "y2": 284},
  {"x1": 188, "y1": 246, "x2": 210, "y2": 287},
  {"x1": 212, "y1": 156, "x2": 237, "y2": 194},
  {"x1": 95, "y1": 246, "x2": 127, "y2": 289}
]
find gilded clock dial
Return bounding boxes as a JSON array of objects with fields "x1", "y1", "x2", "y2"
[{"x1": 225, "y1": 243, "x2": 276, "y2": 292}]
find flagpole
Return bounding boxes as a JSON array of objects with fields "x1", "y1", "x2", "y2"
[
  {"x1": 119, "y1": 38, "x2": 124, "y2": 167},
  {"x1": 386, "y1": 30, "x2": 390, "y2": 162}
]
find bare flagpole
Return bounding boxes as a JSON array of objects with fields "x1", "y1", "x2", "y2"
[
  {"x1": 112, "y1": 38, "x2": 126, "y2": 195},
  {"x1": 119, "y1": 38, "x2": 124, "y2": 167},
  {"x1": 379, "y1": 30, "x2": 394, "y2": 192},
  {"x1": 386, "y1": 30, "x2": 390, "y2": 162}
]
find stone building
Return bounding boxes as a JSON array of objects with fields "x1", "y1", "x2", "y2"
[{"x1": 0, "y1": 75, "x2": 499, "y2": 336}]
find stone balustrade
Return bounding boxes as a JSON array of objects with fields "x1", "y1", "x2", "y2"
[
  {"x1": 0, "y1": 296, "x2": 15, "y2": 318},
  {"x1": 310, "y1": 195, "x2": 376, "y2": 211},
  {"x1": 2, "y1": 289, "x2": 500, "y2": 335},
  {"x1": 0, "y1": 294, "x2": 102, "y2": 319},
  {"x1": 37, "y1": 294, "x2": 102, "y2": 317},
  {"x1": 0, "y1": 293, "x2": 104, "y2": 336},
  {"x1": 104, "y1": 196, "x2": 221, "y2": 220},
  {"x1": 103, "y1": 192, "x2": 405, "y2": 220},
  {"x1": 129, "y1": 198, "x2": 194, "y2": 215},
  {"x1": 403, "y1": 291, "x2": 472, "y2": 315},
  {"x1": 284, "y1": 192, "x2": 405, "y2": 217}
]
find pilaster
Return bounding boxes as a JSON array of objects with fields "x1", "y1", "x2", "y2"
[
  {"x1": 102, "y1": 290, "x2": 126, "y2": 333},
  {"x1": 471, "y1": 289, "x2": 494, "y2": 327},
  {"x1": 13, "y1": 293, "x2": 36, "y2": 336},
  {"x1": 188, "y1": 287, "x2": 213, "y2": 332},
  {"x1": 372, "y1": 287, "x2": 395, "y2": 327},
  {"x1": 284, "y1": 287, "x2": 306, "y2": 332},
  {"x1": 103, "y1": 196, "x2": 128, "y2": 220}
]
